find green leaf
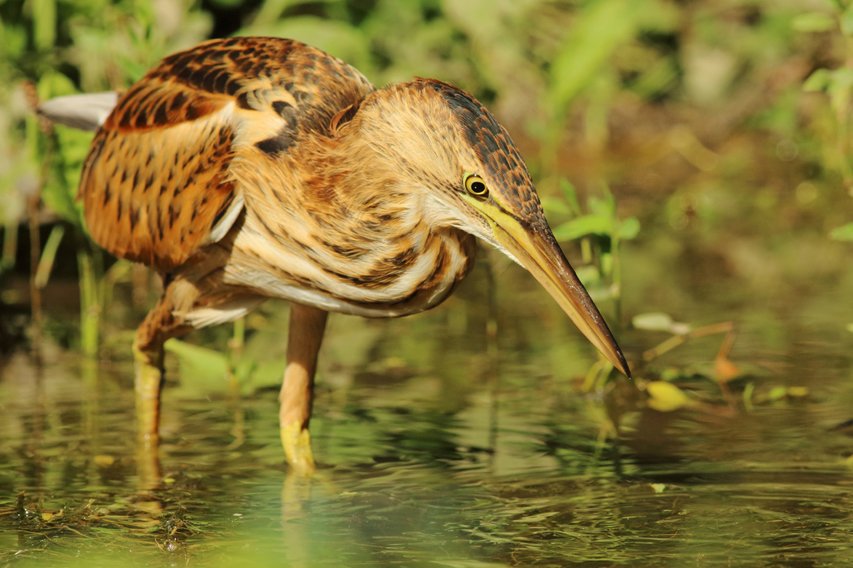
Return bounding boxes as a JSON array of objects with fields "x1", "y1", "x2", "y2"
[
  {"x1": 829, "y1": 68, "x2": 853, "y2": 91},
  {"x1": 842, "y1": 6, "x2": 853, "y2": 35},
  {"x1": 830, "y1": 222, "x2": 853, "y2": 241},
  {"x1": 552, "y1": 215, "x2": 613, "y2": 241},
  {"x1": 32, "y1": 0, "x2": 57, "y2": 49},
  {"x1": 791, "y1": 12, "x2": 836, "y2": 32},
  {"x1": 550, "y1": 0, "x2": 643, "y2": 109},
  {"x1": 646, "y1": 381, "x2": 692, "y2": 412},
  {"x1": 768, "y1": 386, "x2": 788, "y2": 401},
  {"x1": 617, "y1": 217, "x2": 641, "y2": 240},
  {"x1": 540, "y1": 196, "x2": 570, "y2": 216},
  {"x1": 559, "y1": 179, "x2": 582, "y2": 216},
  {"x1": 803, "y1": 69, "x2": 831, "y2": 92}
]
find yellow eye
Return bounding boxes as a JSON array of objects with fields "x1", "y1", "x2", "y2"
[{"x1": 464, "y1": 174, "x2": 489, "y2": 198}]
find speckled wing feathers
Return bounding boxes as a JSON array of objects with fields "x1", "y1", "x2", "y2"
[{"x1": 78, "y1": 37, "x2": 375, "y2": 272}]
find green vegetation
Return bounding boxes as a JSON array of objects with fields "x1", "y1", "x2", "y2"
[{"x1": 2, "y1": 0, "x2": 852, "y2": 401}]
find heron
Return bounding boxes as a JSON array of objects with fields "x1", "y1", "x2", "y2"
[{"x1": 44, "y1": 37, "x2": 630, "y2": 474}]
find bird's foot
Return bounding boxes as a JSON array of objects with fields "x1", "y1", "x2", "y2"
[{"x1": 281, "y1": 421, "x2": 316, "y2": 476}]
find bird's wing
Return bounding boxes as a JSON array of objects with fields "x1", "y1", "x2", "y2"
[{"x1": 79, "y1": 37, "x2": 375, "y2": 272}]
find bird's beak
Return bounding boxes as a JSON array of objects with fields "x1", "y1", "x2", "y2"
[{"x1": 490, "y1": 214, "x2": 631, "y2": 378}]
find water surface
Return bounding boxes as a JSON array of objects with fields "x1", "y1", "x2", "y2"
[{"x1": 3, "y1": 249, "x2": 853, "y2": 567}]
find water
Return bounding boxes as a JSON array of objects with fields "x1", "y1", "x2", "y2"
[{"x1": 3, "y1": 242, "x2": 853, "y2": 567}]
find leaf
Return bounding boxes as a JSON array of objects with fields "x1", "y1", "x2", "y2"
[
  {"x1": 32, "y1": 0, "x2": 57, "y2": 49},
  {"x1": 552, "y1": 215, "x2": 613, "y2": 241},
  {"x1": 550, "y1": 0, "x2": 644, "y2": 109},
  {"x1": 830, "y1": 222, "x2": 853, "y2": 241},
  {"x1": 617, "y1": 217, "x2": 641, "y2": 240},
  {"x1": 842, "y1": 6, "x2": 853, "y2": 35},
  {"x1": 633, "y1": 312, "x2": 688, "y2": 333},
  {"x1": 540, "y1": 195, "x2": 570, "y2": 216},
  {"x1": 803, "y1": 69, "x2": 831, "y2": 92},
  {"x1": 633, "y1": 312, "x2": 673, "y2": 331},
  {"x1": 559, "y1": 179, "x2": 582, "y2": 216},
  {"x1": 714, "y1": 356, "x2": 740, "y2": 383},
  {"x1": 94, "y1": 455, "x2": 116, "y2": 467},
  {"x1": 646, "y1": 381, "x2": 692, "y2": 412},
  {"x1": 787, "y1": 386, "x2": 809, "y2": 398},
  {"x1": 791, "y1": 12, "x2": 836, "y2": 32},
  {"x1": 768, "y1": 386, "x2": 788, "y2": 401}
]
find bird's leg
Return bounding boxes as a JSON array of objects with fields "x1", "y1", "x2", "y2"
[
  {"x1": 133, "y1": 336, "x2": 165, "y2": 449},
  {"x1": 280, "y1": 303, "x2": 328, "y2": 475},
  {"x1": 133, "y1": 279, "x2": 194, "y2": 449}
]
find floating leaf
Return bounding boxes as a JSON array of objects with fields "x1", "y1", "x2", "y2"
[
  {"x1": 646, "y1": 381, "x2": 692, "y2": 412},
  {"x1": 650, "y1": 483, "x2": 666, "y2": 494},
  {"x1": 768, "y1": 386, "x2": 788, "y2": 401},
  {"x1": 787, "y1": 387, "x2": 810, "y2": 398}
]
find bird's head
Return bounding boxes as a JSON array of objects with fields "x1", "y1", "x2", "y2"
[{"x1": 351, "y1": 78, "x2": 630, "y2": 377}]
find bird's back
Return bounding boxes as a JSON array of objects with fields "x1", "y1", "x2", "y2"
[{"x1": 78, "y1": 37, "x2": 375, "y2": 273}]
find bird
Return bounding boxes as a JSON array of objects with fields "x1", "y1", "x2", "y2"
[{"x1": 51, "y1": 36, "x2": 630, "y2": 474}]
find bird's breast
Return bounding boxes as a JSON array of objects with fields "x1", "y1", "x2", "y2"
[{"x1": 222, "y1": 208, "x2": 477, "y2": 318}]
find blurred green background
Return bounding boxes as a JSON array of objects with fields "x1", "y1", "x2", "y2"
[{"x1": 2, "y1": 0, "x2": 853, "y2": 376}]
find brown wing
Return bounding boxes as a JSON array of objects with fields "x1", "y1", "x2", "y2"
[{"x1": 79, "y1": 37, "x2": 375, "y2": 272}]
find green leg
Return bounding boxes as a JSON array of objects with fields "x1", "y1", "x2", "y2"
[{"x1": 280, "y1": 303, "x2": 328, "y2": 476}]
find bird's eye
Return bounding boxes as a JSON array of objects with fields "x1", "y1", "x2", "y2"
[{"x1": 464, "y1": 174, "x2": 489, "y2": 198}]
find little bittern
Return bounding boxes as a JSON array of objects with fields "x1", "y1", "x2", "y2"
[{"x1": 49, "y1": 37, "x2": 630, "y2": 473}]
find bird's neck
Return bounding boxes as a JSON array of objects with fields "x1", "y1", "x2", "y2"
[{"x1": 232, "y1": 121, "x2": 477, "y2": 316}]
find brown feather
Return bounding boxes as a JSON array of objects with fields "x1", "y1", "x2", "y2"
[{"x1": 79, "y1": 37, "x2": 374, "y2": 273}]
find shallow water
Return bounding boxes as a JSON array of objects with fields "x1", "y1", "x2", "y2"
[{"x1": 3, "y1": 246, "x2": 853, "y2": 567}]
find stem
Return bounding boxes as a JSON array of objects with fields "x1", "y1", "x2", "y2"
[
  {"x1": 28, "y1": 194, "x2": 42, "y2": 358},
  {"x1": 77, "y1": 247, "x2": 100, "y2": 358},
  {"x1": 34, "y1": 224, "x2": 65, "y2": 289},
  {"x1": 2, "y1": 218, "x2": 18, "y2": 273}
]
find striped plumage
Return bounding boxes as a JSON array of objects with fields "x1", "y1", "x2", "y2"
[
  {"x1": 80, "y1": 38, "x2": 476, "y2": 319},
  {"x1": 69, "y1": 37, "x2": 629, "y2": 474}
]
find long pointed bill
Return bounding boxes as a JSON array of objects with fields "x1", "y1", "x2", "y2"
[{"x1": 491, "y1": 216, "x2": 631, "y2": 378}]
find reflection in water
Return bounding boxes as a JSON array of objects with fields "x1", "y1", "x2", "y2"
[{"x1": 3, "y1": 263, "x2": 853, "y2": 565}]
